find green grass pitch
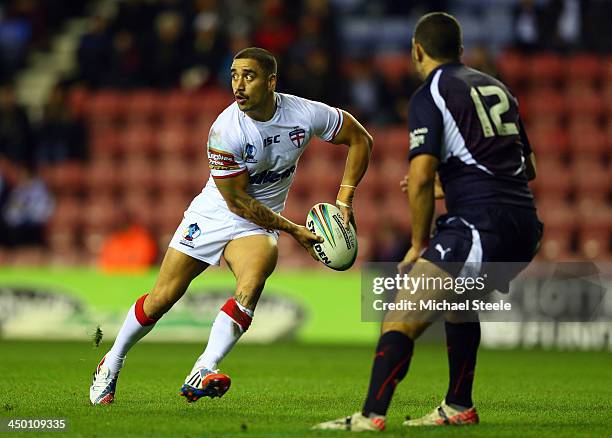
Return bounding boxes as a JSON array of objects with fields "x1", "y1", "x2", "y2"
[{"x1": 0, "y1": 341, "x2": 610, "y2": 437}]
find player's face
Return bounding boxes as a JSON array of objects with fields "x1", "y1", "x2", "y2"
[{"x1": 231, "y1": 59, "x2": 275, "y2": 113}]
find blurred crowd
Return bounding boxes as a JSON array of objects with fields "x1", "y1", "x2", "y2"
[
  {"x1": 0, "y1": 0, "x2": 610, "y2": 263},
  {"x1": 0, "y1": 0, "x2": 88, "y2": 251},
  {"x1": 70, "y1": 0, "x2": 611, "y2": 121},
  {"x1": 0, "y1": 79, "x2": 85, "y2": 249},
  {"x1": 73, "y1": 0, "x2": 371, "y2": 116},
  {"x1": 0, "y1": 0, "x2": 87, "y2": 82},
  {"x1": 512, "y1": 0, "x2": 612, "y2": 53}
]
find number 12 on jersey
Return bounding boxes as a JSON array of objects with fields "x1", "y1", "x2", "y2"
[{"x1": 470, "y1": 85, "x2": 519, "y2": 138}]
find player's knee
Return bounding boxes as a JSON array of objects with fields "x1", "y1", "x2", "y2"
[
  {"x1": 381, "y1": 321, "x2": 411, "y2": 338},
  {"x1": 147, "y1": 285, "x2": 181, "y2": 317},
  {"x1": 381, "y1": 321, "x2": 426, "y2": 340},
  {"x1": 445, "y1": 310, "x2": 478, "y2": 324}
]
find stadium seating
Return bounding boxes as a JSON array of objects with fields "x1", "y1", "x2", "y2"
[
  {"x1": 31, "y1": 51, "x2": 612, "y2": 267},
  {"x1": 603, "y1": 56, "x2": 612, "y2": 82},
  {"x1": 535, "y1": 199, "x2": 576, "y2": 260},
  {"x1": 163, "y1": 91, "x2": 197, "y2": 120},
  {"x1": 157, "y1": 121, "x2": 196, "y2": 157},
  {"x1": 524, "y1": 117, "x2": 569, "y2": 158},
  {"x1": 374, "y1": 52, "x2": 412, "y2": 83},
  {"x1": 565, "y1": 85, "x2": 605, "y2": 120},
  {"x1": 84, "y1": 158, "x2": 121, "y2": 195},
  {"x1": 568, "y1": 118, "x2": 608, "y2": 158},
  {"x1": 496, "y1": 50, "x2": 524, "y2": 89},
  {"x1": 86, "y1": 91, "x2": 126, "y2": 122},
  {"x1": 577, "y1": 200, "x2": 612, "y2": 259},
  {"x1": 525, "y1": 89, "x2": 567, "y2": 119},
  {"x1": 124, "y1": 91, "x2": 162, "y2": 123},
  {"x1": 566, "y1": 54, "x2": 602, "y2": 83},
  {"x1": 529, "y1": 158, "x2": 571, "y2": 200},
  {"x1": 529, "y1": 53, "x2": 564, "y2": 87}
]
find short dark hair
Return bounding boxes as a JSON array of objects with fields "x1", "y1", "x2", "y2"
[
  {"x1": 233, "y1": 47, "x2": 277, "y2": 76},
  {"x1": 414, "y1": 12, "x2": 462, "y2": 61}
]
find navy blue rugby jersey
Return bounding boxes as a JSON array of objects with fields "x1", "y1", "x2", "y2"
[{"x1": 408, "y1": 62, "x2": 535, "y2": 212}]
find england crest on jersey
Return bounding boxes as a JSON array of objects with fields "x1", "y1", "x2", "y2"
[{"x1": 289, "y1": 127, "x2": 306, "y2": 148}]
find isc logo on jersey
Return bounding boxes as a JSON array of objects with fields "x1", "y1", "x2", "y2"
[
  {"x1": 306, "y1": 203, "x2": 357, "y2": 271},
  {"x1": 264, "y1": 135, "x2": 280, "y2": 146}
]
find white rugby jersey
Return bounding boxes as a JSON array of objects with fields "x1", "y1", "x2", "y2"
[{"x1": 194, "y1": 92, "x2": 343, "y2": 213}]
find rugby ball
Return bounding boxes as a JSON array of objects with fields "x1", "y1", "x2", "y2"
[{"x1": 306, "y1": 203, "x2": 358, "y2": 271}]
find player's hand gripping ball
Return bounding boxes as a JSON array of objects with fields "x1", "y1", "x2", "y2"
[{"x1": 306, "y1": 203, "x2": 358, "y2": 270}]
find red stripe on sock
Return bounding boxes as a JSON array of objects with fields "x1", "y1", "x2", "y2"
[
  {"x1": 221, "y1": 298, "x2": 252, "y2": 331},
  {"x1": 375, "y1": 355, "x2": 411, "y2": 401},
  {"x1": 134, "y1": 294, "x2": 158, "y2": 326}
]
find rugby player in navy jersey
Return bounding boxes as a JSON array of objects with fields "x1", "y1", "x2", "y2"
[{"x1": 314, "y1": 12, "x2": 543, "y2": 431}]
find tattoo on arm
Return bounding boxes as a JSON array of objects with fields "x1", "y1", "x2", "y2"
[
  {"x1": 232, "y1": 192, "x2": 296, "y2": 233},
  {"x1": 216, "y1": 176, "x2": 297, "y2": 234}
]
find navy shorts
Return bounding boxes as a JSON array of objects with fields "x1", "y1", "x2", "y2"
[{"x1": 421, "y1": 205, "x2": 543, "y2": 292}]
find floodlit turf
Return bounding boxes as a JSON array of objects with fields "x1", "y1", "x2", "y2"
[{"x1": 0, "y1": 341, "x2": 610, "y2": 437}]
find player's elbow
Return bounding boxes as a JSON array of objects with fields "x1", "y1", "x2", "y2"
[
  {"x1": 354, "y1": 124, "x2": 374, "y2": 151},
  {"x1": 410, "y1": 175, "x2": 435, "y2": 191},
  {"x1": 363, "y1": 131, "x2": 374, "y2": 151},
  {"x1": 351, "y1": 131, "x2": 373, "y2": 160},
  {"x1": 409, "y1": 167, "x2": 435, "y2": 192},
  {"x1": 225, "y1": 200, "x2": 244, "y2": 216},
  {"x1": 220, "y1": 193, "x2": 245, "y2": 216},
  {"x1": 347, "y1": 130, "x2": 373, "y2": 154}
]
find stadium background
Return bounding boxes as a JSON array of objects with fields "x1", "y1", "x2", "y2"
[
  {"x1": 0, "y1": 0, "x2": 610, "y2": 266},
  {"x1": 0, "y1": 1, "x2": 611, "y2": 346},
  {"x1": 0, "y1": 1, "x2": 611, "y2": 436}
]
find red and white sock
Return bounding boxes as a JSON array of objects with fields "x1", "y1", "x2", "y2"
[
  {"x1": 105, "y1": 294, "x2": 158, "y2": 375},
  {"x1": 193, "y1": 298, "x2": 253, "y2": 371}
]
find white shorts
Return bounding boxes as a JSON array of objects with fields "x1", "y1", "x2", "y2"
[{"x1": 169, "y1": 203, "x2": 280, "y2": 266}]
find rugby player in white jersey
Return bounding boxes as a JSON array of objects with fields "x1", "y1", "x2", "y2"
[{"x1": 89, "y1": 47, "x2": 373, "y2": 405}]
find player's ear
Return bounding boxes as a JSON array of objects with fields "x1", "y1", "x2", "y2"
[
  {"x1": 459, "y1": 45, "x2": 464, "y2": 58},
  {"x1": 414, "y1": 42, "x2": 425, "y2": 63},
  {"x1": 268, "y1": 73, "x2": 277, "y2": 91}
]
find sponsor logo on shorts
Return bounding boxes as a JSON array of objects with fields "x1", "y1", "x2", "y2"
[
  {"x1": 249, "y1": 165, "x2": 296, "y2": 185},
  {"x1": 180, "y1": 223, "x2": 201, "y2": 248},
  {"x1": 289, "y1": 127, "x2": 306, "y2": 148},
  {"x1": 244, "y1": 143, "x2": 258, "y2": 163},
  {"x1": 435, "y1": 244, "x2": 451, "y2": 260},
  {"x1": 208, "y1": 147, "x2": 240, "y2": 171}
]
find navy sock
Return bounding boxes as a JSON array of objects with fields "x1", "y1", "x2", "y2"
[
  {"x1": 362, "y1": 331, "x2": 413, "y2": 417},
  {"x1": 444, "y1": 321, "x2": 480, "y2": 408}
]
